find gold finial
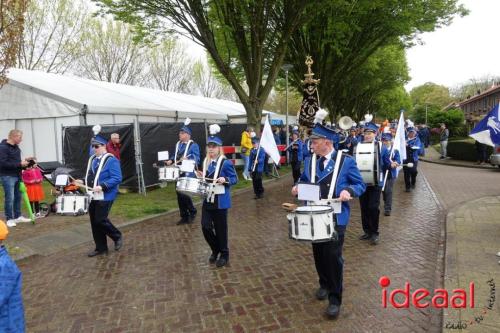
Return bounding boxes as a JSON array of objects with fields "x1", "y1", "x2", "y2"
[{"x1": 302, "y1": 55, "x2": 320, "y2": 85}]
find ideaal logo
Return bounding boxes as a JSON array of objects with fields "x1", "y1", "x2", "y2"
[
  {"x1": 379, "y1": 276, "x2": 496, "y2": 330},
  {"x1": 379, "y1": 276, "x2": 474, "y2": 309}
]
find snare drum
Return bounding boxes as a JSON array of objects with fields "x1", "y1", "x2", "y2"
[
  {"x1": 287, "y1": 205, "x2": 336, "y2": 242},
  {"x1": 176, "y1": 177, "x2": 208, "y2": 197},
  {"x1": 56, "y1": 194, "x2": 89, "y2": 216},
  {"x1": 158, "y1": 166, "x2": 180, "y2": 182},
  {"x1": 355, "y1": 142, "x2": 380, "y2": 186}
]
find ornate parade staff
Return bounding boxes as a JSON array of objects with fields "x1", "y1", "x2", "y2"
[{"x1": 298, "y1": 56, "x2": 321, "y2": 128}]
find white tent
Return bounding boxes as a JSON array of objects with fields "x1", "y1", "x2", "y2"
[{"x1": 0, "y1": 69, "x2": 295, "y2": 162}]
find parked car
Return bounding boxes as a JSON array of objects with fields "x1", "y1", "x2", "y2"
[{"x1": 490, "y1": 145, "x2": 500, "y2": 167}]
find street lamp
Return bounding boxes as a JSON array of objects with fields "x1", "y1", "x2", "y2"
[{"x1": 282, "y1": 63, "x2": 293, "y2": 163}]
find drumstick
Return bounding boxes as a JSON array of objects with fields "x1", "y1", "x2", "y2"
[{"x1": 203, "y1": 177, "x2": 229, "y2": 184}]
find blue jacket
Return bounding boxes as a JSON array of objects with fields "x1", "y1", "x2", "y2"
[
  {"x1": 0, "y1": 246, "x2": 25, "y2": 333},
  {"x1": 405, "y1": 137, "x2": 424, "y2": 163},
  {"x1": 381, "y1": 146, "x2": 401, "y2": 179},
  {"x1": 273, "y1": 133, "x2": 281, "y2": 145},
  {"x1": 301, "y1": 139, "x2": 312, "y2": 160},
  {"x1": 0, "y1": 140, "x2": 22, "y2": 177},
  {"x1": 249, "y1": 147, "x2": 266, "y2": 173},
  {"x1": 287, "y1": 139, "x2": 304, "y2": 162},
  {"x1": 172, "y1": 141, "x2": 200, "y2": 178},
  {"x1": 204, "y1": 158, "x2": 238, "y2": 209},
  {"x1": 89, "y1": 155, "x2": 122, "y2": 201},
  {"x1": 299, "y1": 151, "x2": 366, "y2": 226}
]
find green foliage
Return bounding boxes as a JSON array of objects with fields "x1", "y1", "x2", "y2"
[
  {"x1": 445, "y1": 139, "x2": 493, "y2": 162},
  {"x1": 410, "y1": 82, "x2": 453, "y2": 109},
  {"x1": 286, "y1": 0, "x2": 467, "y2": 121}
]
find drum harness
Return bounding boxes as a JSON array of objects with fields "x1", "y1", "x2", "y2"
[
  {"x1": 85, "y1": 153, "x2": 114, "y2": 201},
  {"x1": 202, "y1": 155, "x2": 226, "y2": 204},
  {"x1": 302, "y1": 151, "x2": 345, "y2": 238},
  {"x1": 174, "y1": 140, "x2": 193, "y2": 165}
]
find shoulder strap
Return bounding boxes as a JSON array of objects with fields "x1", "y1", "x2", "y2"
[
  {"x1": 327, "y1": 151, "x2": 345, "y2": 199},
  {"x1": 93, "y1": 153, "x2": 114, "y2": 187}
]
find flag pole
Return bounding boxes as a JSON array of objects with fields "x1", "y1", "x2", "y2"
[{"x1": 252, "y1": 115, "x2": 266, "y2": 172}]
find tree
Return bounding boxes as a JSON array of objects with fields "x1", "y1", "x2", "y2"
[
  {"x1": 192, "y1": 60, "x2": 237, "y2": 100},
  {"x1": 0, "y1": 0, "x2": 26, "y2": 87},
  {"x1": 286, "y1": 0, "x2": 467, "y2": 121},
  {"x1": 93, "y1": 0, "x2": 313, "y2": 130},
  {"x1": 410, "y1": 82, "x2": 453, "y2": 109},
  {"x1": 17, "y1": 0, "x2": 90, "y2": 74},
  {"x1": 450, "y1": 75, "x2": 500, "y2": 101},
  {"x1": 263, "y1": 88, "x2": 302, "y2": 115},
  {"x1": 76, "y1": 19, "x2": 148, "y2": 85},
  {"x1": 147, "y1": 38, "x2": 194, "y2": 93}
]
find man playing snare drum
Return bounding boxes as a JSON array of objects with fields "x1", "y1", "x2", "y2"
[{"x1": 291, "y1": 110, "x2": 365, "y2": 319}]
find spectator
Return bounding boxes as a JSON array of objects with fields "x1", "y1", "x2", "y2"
[
  {"x1": 0, "y1": 130, "x2": 31, "y2": 227},
  {"x1": 439, "y1": 123, "x2": 449, "y2": 159},
  {"x1": 475, "y1": 140, "x2": 488, "y2": 165},
  {"x1": 0, "y1": 220, "x2": 25, "y2": 332},
  {"x1": 240, "y1": 127, "x2": 254, "y2": 181},
  {"x1": 279, "y1": 126, "x2": 287, "y2": 146},
  {"x1": 21, "y1": 161, "x2": 45, "y2": 217},
  {"x1": 272, "y1": 126, "x2": 281, "y2": 145},
  {"x1": 106, "y1": 133, "x2": 121, "y2": 160}
]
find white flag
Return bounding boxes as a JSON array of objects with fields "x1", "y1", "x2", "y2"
[
  {"x1": 392, "y1": 111, "x2": 407, "y2": 177},
  {"x1": 260, "y1": 115, "x2": 281, "y2": 165}
]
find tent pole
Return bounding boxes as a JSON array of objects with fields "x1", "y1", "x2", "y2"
[
  {"x1": 133, "y1": 117, "x2": 146, "y2": 195},
  {"x1": 204, "y1": 119, "x2": 208, "y2": 144}
]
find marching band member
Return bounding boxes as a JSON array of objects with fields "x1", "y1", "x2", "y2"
[
  {"x1": 286, "y1": 129, "x2": 303, "y2": 184},
  {"x1": 249, "y1": 137, "x2": 266, "y2": 199},
  {"x1": 358, "y1": 121, "x2": 388, "y2": 245},
  {"x1": 344, "y1": 127, "x2": 358, "y2": 156},
  {"x1": 166, "y1": 118, "x2": 201, "y2": 224},
  {"x1": 301, "y1": 128, "x2": 313, "y2": 160},
  {"x1": 197, "y1": 124, "x2": 238, "y2": 268},
  {"x1": 403, "y1": 127, "x2": 424, "y2": 192},
  {"x1": 381, "y1": 132, "x2": 401, "y2": 216},
  {"x1": 291, "y1": 109, "x2": 365, "y2": 319},
  {"x1": 82, "y1": 134, "x2": 123, "y2": 257}
]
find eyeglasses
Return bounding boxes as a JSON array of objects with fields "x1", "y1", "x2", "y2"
[{"x1": 92, "y1": 144, "x2": 102, "y2": 148}]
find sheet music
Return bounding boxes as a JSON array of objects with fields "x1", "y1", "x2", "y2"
[{"x1": 297, "y1": 183, "x2": 320, "y2": 202}]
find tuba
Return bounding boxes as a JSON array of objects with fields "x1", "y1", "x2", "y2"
[{"x1": 337, "y1": 116, "x2": 354, "y2": 145}]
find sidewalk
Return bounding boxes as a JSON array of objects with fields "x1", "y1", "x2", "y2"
[
  {"x1": 420, "y1": 146, "x2": 497, "y2": 169},
  {"x1": 419, "y1": 162, "x2": 500, "y2": 332},
  {"x1": 7, "y1": 176, "x2": 279, "y2": 262}
]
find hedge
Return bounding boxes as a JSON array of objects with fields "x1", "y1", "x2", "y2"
[{"x1": 445, "y1": 139, "x2": 494, "y2": 162}]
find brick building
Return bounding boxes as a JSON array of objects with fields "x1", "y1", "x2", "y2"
[{"x1": 459, "y1": 85, "x2": 500, "y2": 124}]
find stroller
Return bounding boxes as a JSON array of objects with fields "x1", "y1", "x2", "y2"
[{"x1": 37, "y1": 162, "x2": 88, "y2": 216}]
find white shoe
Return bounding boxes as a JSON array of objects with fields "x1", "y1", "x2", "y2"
[
  {"x1": 15, "y1": 216, "x2": 31, "y2": 223},
  {"x1": 497, "y1": 252, "x2": 500, "y2": 257},
  {"x1": 6, "y1": 219, "x2": 17, "y2": 227}
]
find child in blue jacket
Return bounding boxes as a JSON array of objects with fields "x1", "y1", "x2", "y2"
[{"x1": 249, "y1": 137, "x2": 266, "y2": 199}]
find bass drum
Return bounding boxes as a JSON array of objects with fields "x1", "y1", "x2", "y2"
[{"x1": 355, "y1": 142, "x2": 380, "y2": 186}]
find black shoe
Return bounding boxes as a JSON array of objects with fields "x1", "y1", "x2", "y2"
[
  {"x1": 87, "y1": 250, "x2": 108, "y2": 257},
  {"x1": 188, "y1": 215, "x2": 196, "y2": 223},
  {"x1": 384, "y1": 211, "x2": 391, "y2": 216},
  {"x1": 371, "y1": 235, "x2": 379, "y2": 245},
  {"x1": 359, "y1": 233, "x2": 371, "y2": 240},
  {"x1": 405, "y1": 188, "x2": 411, "y2": 192},
  {"x1": 176, "y1": 219, "x2": 189, "y2": 225},
  {"x1": 325, "y1": 303, "x2": 340, "y2": 319},
  {"x1": 209, "y1": 253, "x2": 218, "y2": 264},
  {"x1": 315, "y1": 287, "x2": 328, "y2": 300},
  {"x1": 215, "y1": 257, "x2": 228, "y2": 267},
  {"x1": 114, "y1": 237, "x2": 123, "y2": 251}
]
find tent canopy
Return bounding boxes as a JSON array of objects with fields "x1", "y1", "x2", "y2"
[{"x1": 1, "y1": 68, "x2": 294, "y2": 123}]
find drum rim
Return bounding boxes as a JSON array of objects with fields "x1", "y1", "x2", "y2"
[{"x1": 294, "y1": 205, "x2": 333, "y2": 214}]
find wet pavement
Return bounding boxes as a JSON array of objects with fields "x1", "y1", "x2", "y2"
[{"x1": 19, "y1": 171, "x2": 444, "y2": 333}]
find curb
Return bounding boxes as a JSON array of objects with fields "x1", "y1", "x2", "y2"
[
  {"x1": 420, "y1": 157, "x2": 498, "y2": 170},
  {"x1": 12, "y1": 174, "x2": 291, "y2": 263},
  {"x1": 420, "y1": 172, "x2": 446, "y2": 331}
]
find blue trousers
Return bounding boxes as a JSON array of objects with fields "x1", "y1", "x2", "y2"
[{"x1": 0, "y1": 176, "x2": 21, "y2": 221}]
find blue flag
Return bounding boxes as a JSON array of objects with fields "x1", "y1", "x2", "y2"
[{"x1": 469, "y1": 104, "x2": 500, "y2": 147}]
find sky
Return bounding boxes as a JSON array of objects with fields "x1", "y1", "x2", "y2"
[{"x1": 405, "y1": 0, "x2": 500, "y2": 91}]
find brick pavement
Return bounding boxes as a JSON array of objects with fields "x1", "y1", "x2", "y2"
[
  {"x1": 419, "y1": 161, "x2": 500, "y2": 332},
  {"x1": 19, "y1": 173, "x2": 443, "y2": 332}
]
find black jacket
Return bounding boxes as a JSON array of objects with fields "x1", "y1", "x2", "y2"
[{"x1": 0, "y1": 139, "x2": 22, "y2": 177}]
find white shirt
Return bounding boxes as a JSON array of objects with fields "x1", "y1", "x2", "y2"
[{"x1": 320, "y1": 149, "x2": 335, "y2": 169}]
